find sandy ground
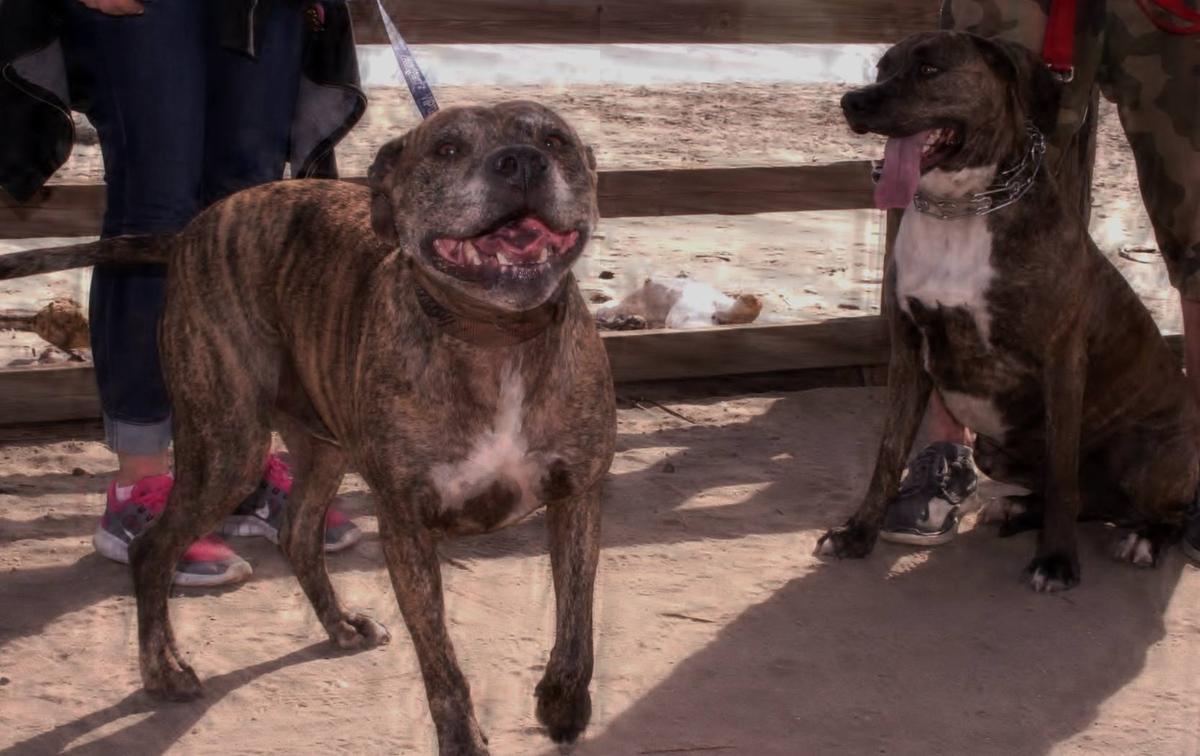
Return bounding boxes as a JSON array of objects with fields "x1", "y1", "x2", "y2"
[
  {"x1": 0, "y1": 82, "x2": 1176, "y2": 366},
  {"x1": 3, "y1": 387, "x2": 1200, "y2": 754}
]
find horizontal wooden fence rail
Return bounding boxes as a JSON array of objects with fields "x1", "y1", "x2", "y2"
[
  {"x1": 0, "y1": 316, "x2": 891, "y2": 425},
  {"x1": 0, "y1": 325, "x2": 1187, "y2": 425},
  {"x1": 0, "y1": 162, "x2": 878, "y2": 240},
  {"x1": 0, "y1": 0, "x2": 937, "y2": 425},
  {"x1": 353, "y1": 0, "x2": 938, "y2": 45}
]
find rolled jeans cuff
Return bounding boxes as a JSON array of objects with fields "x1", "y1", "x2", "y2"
[{"x1": 103, "y1": 414, "x2": 172, "y2": 456}]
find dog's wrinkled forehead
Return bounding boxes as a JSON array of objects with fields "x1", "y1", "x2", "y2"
[
  {"x1": 876, "y1": 32, "x2": 987, "y2": 81},
  {"x1": 409, "y1": 101, "x2": 579, "y2": 152},
  {"x1": 367, "y1": 100, "x2": 597, "y2": 248}
]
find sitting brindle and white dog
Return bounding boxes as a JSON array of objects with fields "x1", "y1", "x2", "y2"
[{"x1": 816, "y1": 31, "x2": 1200, "y2": 591}]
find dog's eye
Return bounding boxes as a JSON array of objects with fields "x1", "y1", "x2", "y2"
[
  {"x1": 435, "y1": 142, "x2": 459, "y2": 158},
  {"x1": 543, "y1": 133, "x2": 566, "y2": 149},
  {"x1": 919, "y1": 64, "x2": 941, "y2": 77}
]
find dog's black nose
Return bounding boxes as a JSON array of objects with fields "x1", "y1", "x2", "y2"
[
  {"x1": 491, "y1": 146, "x2": 549, "y2": 190},
  {"x1": 841, "y1": 90, "x2": 870, "y2": 117},
  {"x1": 840, "y1": 89, "x2": 879, "y2": 134}
]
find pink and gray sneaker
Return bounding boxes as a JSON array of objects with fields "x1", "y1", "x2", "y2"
[
  {"x1": 219, "y1": 454, "x2": 362, "y2": 552},
  {"x1": 92, "y1": 474, "x2": 253, "y2": 588}
]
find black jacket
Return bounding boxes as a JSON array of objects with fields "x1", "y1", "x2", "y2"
[{"x1": 0, "y1": 0, "x2": 366, "y2": 202}]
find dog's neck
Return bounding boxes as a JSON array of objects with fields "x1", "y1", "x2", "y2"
[
  {"x1": 911, "y1": 124, "x2": 1045, "y2": 219},
  {"x1": 409, "y1": 267, "x2": 567, "y2": 348},
  {"x1": 917, "y1": 165, "x2": 999, "y2": 199}
]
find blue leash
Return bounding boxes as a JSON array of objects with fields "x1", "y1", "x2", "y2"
[{"x1": 373, "y1": 0, "x2": 439, "y2": 118}]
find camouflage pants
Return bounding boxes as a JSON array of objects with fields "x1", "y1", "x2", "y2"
[{"x1": 942, "y1": 0, "x2": 1200, "y2": 299}]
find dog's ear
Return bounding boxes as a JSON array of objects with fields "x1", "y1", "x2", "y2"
[
  {"x1": 367, "y1": 136, "x2": 406, "y2": 244},
  {"x1": 970, "y1": 34, "x2": 1061, "y2": 137},
  {"x1": 1022, "y1": 55, "x2": 1062, "y2": 137}
]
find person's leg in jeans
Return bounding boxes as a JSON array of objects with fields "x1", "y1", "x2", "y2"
[
  {"x1": 64, "y1": 1, "x2": 203, "y2": 474},
  {"x1": 201, "y1": 1, "x2": 361, "y2": 551},
  {"x1": 62, "y1": 0, "x2": 251, "y2": 585},
  {"x1": 200, "y1": 0, "x2": 303, "y2": 204}
]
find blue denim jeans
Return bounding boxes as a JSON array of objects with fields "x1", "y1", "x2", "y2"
[{"x1": 62, "y1": 0, "x2": 304, "y2": 455}]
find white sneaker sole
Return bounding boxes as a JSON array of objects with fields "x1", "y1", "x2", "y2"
[
  {"x1": 218, "y1": 515, "x2": 279, "y2": 543},
  {"x1": 218, "y1": 515, "x2": 363, "y2": 553},
  {"x1": 93, "y1": 526, "x2": 253, "y2": 588},
  {"x1": 879, "y1": 525, "x2": 959, "y2": 547}
]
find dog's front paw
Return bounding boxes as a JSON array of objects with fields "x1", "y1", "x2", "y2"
[
  {"x1": 535, "y1": 675, "x2": 592, "y2": 743},
  {"x1": 331, "y1": 613, "x2": 391, "y2": 651},
  {"x1": 815, "y1": 520, "x2": 878, "y2": 559},
  {"x1": 1026, "y1": 552, "x2": 1080, "y2": 592},
  {"x1": 438, "y1": 732, "x2": 489, "y2": 756},
  {"x1": 142, "y1": 655, "x2": 203, "y2": 702},
  {"x1": 435, "y1": 713, "x2": 490, "y2": 756}
]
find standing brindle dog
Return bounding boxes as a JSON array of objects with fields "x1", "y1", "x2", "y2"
[
  {"x1": 816, "y1": 32, "x2": 1200, "y2": 591},
  {"x1": 0, "y1": 101, "x2": 614, "y2": 754}
]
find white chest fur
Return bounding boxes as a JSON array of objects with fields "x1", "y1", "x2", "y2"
[
  {"x1": 894, "y1": 167, "x2": 998, "y2": 344},
  {"x1": 895, "y1": 167, "x2": 1009, "y2": 440},
  {"x1": 429, "y1": 362, "x2": 547, "y2": 526}
]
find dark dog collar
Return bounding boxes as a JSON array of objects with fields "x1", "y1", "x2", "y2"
[{"x1": 414, "y1": 283, "x2": 566, "y2": 348}]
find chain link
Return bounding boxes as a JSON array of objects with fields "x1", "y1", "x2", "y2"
[{"x1": 872, "y1": 124, "x2": 1046, "y2": 221}]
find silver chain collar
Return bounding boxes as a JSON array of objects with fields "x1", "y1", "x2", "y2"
[{"x1": 870, "y1": 124, "x2": 1046, "y2": 220}]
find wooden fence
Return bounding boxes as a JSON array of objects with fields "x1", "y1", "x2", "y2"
[{"x1": 0, "y1": 0, "x2": 941, "y2": 424}]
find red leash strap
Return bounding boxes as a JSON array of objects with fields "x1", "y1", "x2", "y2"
[
  {"x1": 1136, "y1": 0, "x2": 1200, "y2": 33},
  {"x1": 1042, "y1": 0, "x2": 1077, "y2": 81}
]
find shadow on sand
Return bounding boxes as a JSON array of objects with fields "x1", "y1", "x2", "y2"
[{"x1": 1, "y1": 388, "x2": 1188, "y2": 754}]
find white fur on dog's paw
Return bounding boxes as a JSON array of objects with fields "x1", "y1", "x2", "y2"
[
  {"x1": 979, "y1": 497, "x2": 1026, "y2": 525},
  {"x1": 814, "y1": 535, "x2": 837, "y2": 557},
  {"x1": 1030, "y1": 568, "x2": 1069, "y2": 593},
  {"x1": 1112, "y1": 533, "x2": 1156, "y2": 567}
]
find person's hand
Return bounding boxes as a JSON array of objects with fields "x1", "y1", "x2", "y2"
[{"x1": 76, "y1": 0, "x2": 145, "y2": 16}]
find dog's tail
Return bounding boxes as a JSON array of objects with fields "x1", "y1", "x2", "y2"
[{"x1": 0, "y1": 234, "x2": 170, "y2": 280}]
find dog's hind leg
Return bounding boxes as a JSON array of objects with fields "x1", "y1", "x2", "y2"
[
  {"x1": 275, "y1": 415, "x2": 390, "y2": 651},
  {"x1": 129, "y1": 413, "x2": 270, "y2": 700},
  {"x1": 1105, "y1": 419, "x2": 1199, "y2": 568},
  {"x1": 972, "y1": 436, "x2": 1045, "y2": 536},
  {"x1": 535, "y1": 481, "x2": 601, "y2": 744},
  {"x1": 1112, "y1": 523, "x2": 1177, "y2": 568},
  {"x1": 132, "y1": 301, "x2": 278, "y2": 700}
]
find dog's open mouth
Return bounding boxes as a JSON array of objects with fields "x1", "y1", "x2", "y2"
[
  {"x1": 428, "y1": 216, "x2": 581, "y2": 282},
  {"x1": 920, "y1": 126, "x2": 962, "y2": 170},
  {"x1": 873, "y1": 124, "x2": 963, "y2": 209}
]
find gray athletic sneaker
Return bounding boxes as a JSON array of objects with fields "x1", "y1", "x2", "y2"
[
  {"x1": 218, "y1": 454, "x2": 362, "y2": 553},
  {"x1": 880, "y1": 441, "x2": 978, "y2": 546},
  {"x1": 93, "y1": 474, "x2": 252, "y2": 588}
]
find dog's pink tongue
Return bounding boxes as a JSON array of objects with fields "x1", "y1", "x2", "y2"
[{"x1": 874, "y1": 131, "x2": 929, "y2": 210}]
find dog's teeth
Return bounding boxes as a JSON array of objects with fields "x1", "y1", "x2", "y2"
[
  {"x1": 496, "y1": 250, "x2": 511, "y2": 266},
  {"x1": 464, "y1": 241, "x2": 480, "y2": 265},
  {"x1": 536, "y1": 245, "x2": 549, "y2": 263}
]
